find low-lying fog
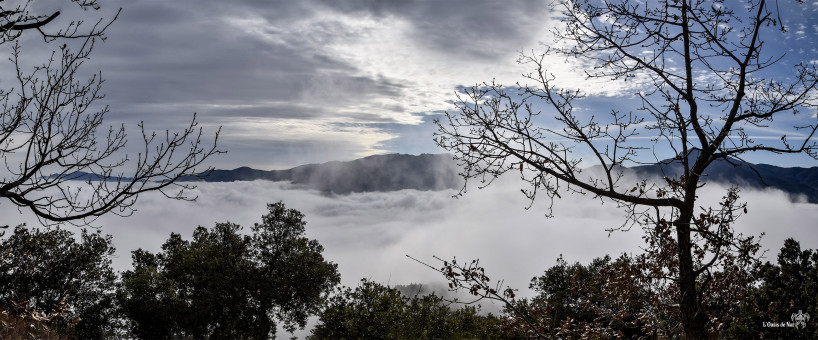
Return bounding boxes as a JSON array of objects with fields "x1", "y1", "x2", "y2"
[
  {"x1": 8, "y1": 176, "x2": 817, "y2": 290},
  {"x1": 3, "y1": 175, "x2": 817, "y2": 335}
]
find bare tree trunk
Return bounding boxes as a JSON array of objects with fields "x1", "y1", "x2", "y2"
[
  {"x1": 433, "y1": 0, "x2": 818, "y2": 336},
  {"x1": 676, "y1": 210, "x2": 708, "y2": 339}
]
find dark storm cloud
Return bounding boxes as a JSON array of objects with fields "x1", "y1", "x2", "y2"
[
  {"x1": 95, "y1": 1, "x2": 547, "y2": 108},
  {"x1": 90, "y1": 0, "x2": 430, "y2": 145},
  {"x1": 1, "y1": 0, "x2": 556, "y2": 169},
  {"x1": 319, "y1": 0, "x2": 551, "y2": 60},
  {"x1": 98, "y1": 2, "x2": 340, "y2": 110},
  {"x1": 217, "y1": 138, "x2": 381, "y2": 170},
  {"x1": 321, "y1": 0, "x2": 547, "y2": 39},
  {"x1": 10, "y1": 1, "x2": 815, "y2": 171}
]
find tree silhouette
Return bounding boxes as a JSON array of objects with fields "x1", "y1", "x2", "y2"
[
  {"x1": 0, "y1": 0, "x2": 221, "y2": 226},
  {"x1": 0, "y1": 225, "x2": 117, "y2": 338},
  {"x1": 727, "y1": 238, "x2": 818, "y2": 338},
  {"x1": 435, "y1": 0, "x2": 816, "y2": 337},
  {"x1": 118, "y1": 202, "x2": 340, "y2": 339},
  {"x1": 310, "y1": 279, "x2": 503, "y2": 339}
]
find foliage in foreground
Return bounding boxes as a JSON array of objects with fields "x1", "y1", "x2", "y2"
[
  {"x1": 310, "y1": 278, "x2": 504, "y2": 339},
  {"x1": 0, "y1": 312, "x2": 73, "y2": 340},
  {"x1": 117, "y1": 202, "x2": 340, "y2": 339},
  {"x1": 0, "y1": 0, "x2": 221, "y2": 226},
  {"x1": 485, "y1": 238, "x2": 816, "y2": 339},
  {"x1": 725, "y1": 238, "x2": 818, "y2": 339},
  {"x1": 507, "y1": 255, "x2": 666, "y2": 338},
  {"x1": 2, "y1": 205, "x2": 815, "y2": 339},
  {"x1": 0, "y1": 225, "x2": 117, "y2": 339},
  {"x1": 433, "y1": 0, "x2": 818, "y2": 336}
]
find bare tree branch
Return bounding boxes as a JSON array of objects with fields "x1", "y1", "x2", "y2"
[
  {"x1": 434, "y1": 0, "x2": 813, "y2": 337},
  {"x1": 0, "y1": 1, "x2": 222, "y2": 226}
]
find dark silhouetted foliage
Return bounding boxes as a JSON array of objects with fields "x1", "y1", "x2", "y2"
[
  {"x1": 310, "y1": 278, "x2": 503, "y2": 339},
  {"x1": 433, "y1": 0, "x2": 818, "y2": 335},
  {"x1": 0, "y1": 0, "x2": 221, "y2": 226},
  {"x1": 490, "y1": 239, "x2": 815, "y2": 339},
  {"x1": 118, "y1": 202, "x2": 340, "y2": 339},
  {"x1": 0, "y1": 225, "x2": 117, "y2": 339},
  {"x1": 725, "y1": 238, "x2": 818, "y2": 339}
]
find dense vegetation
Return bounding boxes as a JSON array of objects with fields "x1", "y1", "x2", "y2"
[
  {"x1": 1, "y1": 201, "x2": 815, "y2": 339},
  {"x1": 499, "y1": 242, "x2": 817, "y2": 339},
  {"x1": 433, "y1": 0, "x2": 818, "y2": 336},
  {"x1": 310, "y1": 279, "x2": 502, "y2": 339},
  {"x1": 118, "y1": 202, "x2": 341, "y2": 339},
  {"x1": 1, "y1": 0, "x2": 814, "y2": 338},
  {"x1": 726, "y1": 239, "x2": 818, "y2": 339},
  {"x1": 0, "y1": 226, "x2": 117, "y2": 338}
]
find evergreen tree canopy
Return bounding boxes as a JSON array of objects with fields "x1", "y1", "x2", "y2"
[
  {"x1": 0, "y1": 225, "x2": 117, "y2": 339},
  {"x1": 118, "y1": 202, "x2": 340, "y2": 339},
  {"x1": 310, "y1": 278, "x2": 502, "y2": 339}
]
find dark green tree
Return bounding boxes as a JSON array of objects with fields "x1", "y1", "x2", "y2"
[
  {"x1": 116, "y1": 248, "x2": 182, "y2": 339},
  {"x1": 0, "y1": 225, "x2": 117, "y2": 339},
  {"x1": 726, "y1": 238, "x2": 818, "y2": 339},
  {"x1": 310, "y1": 279, "x2": 503, "y2": 339},
  {"x1": 118, "y1": 202, "x2": 340, "y2": 339},
  {"x1": 440, "y1": 247, "x2": 755, "y2": 338},
  {"x1": 251, "y1": 202, "x2": 342, "y2": 334},
  {"x1": 507, "y1": 255, "x2": 673, "y2": 338}
]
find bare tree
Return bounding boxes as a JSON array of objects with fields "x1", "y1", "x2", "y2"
[
  {"x1": 435, "y1": 0, "x2": 816, "y2": 337},
  {"x1": 0, "y1": 1, "x2": 222, "y2": 226}
]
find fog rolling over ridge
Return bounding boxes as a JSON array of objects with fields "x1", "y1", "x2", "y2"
[
  {"x1": 183, "y1": 153, "x2": 462, "y2": 194},
  {"x1": 14, "y1": 154, "x2": 818, "y2": 297},
  {"x1": 5, "y1": 152, "x2": 818, "y2": 337},
  {"x1": 125, "y1": 152, "x2": 818, "y2": 291},
  {"x1": 188, "y1": 152, "x2": 818, "y2": 203},
  {"x1": 629, "y1": 149, "x2": 818, "y2": 204}
]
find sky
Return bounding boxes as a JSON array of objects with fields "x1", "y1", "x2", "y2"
[
  {"x1": 10, "y1": 0, "x2": 818, "y2": 170},
  {"x1": 2, "y1": 1, "x2": 818, "y2": 336}
]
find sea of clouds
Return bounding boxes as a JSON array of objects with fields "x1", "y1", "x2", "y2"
[
  {"x1": 4, "y1": 176, "x2": 816, "y2": 292},
  {"x1": 2, "y1": 176, "x2": 817, "y2": 336}
]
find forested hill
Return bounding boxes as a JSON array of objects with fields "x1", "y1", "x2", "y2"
[
  {"x1": 630, "y1": 149, "x2": 818, "y2": 203},
  {"x1": 180, "y1": 152, "x2": 817, "y2": 202},
  {"x1": 182, "y1": 153, "x2": 463, "y2": 194}
]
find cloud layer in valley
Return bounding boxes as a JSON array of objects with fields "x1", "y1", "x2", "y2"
[
  {"x1": 2, "y1": 172, "x2": 817, "y2": 336},
  {"x1": 3, "y1": 176, "x2": 815, "y2": 297}
]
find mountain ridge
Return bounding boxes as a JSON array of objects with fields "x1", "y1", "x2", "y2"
[
  {"x1": 180, "y1": 153, "x2": 463, "y2": 194},
  {"x1": 630, "y1": 149, "x2": 818, "y2": 203},
  {"x1": 187, "y1": 152, "x2": 818, "y2": 202},
  {"x1": 55, "y1": 153, "x2": 818, "y2": 202}
]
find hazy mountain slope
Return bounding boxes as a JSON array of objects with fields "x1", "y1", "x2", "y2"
[
  {"x1": 187, "y1": 153, "x2": 463, "y2": 194},
  {"x1": 172, "y1": 152, "x2": 818, "y2": 202},
  {"x1": 630, "y1": 150, "x2": 818, "y2": 203}
]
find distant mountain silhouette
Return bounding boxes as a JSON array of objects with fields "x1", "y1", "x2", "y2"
[
  {"x1": 189, "y1": 151, "x2": 817, "y2": 202},
  {"x1": 56, "y1": 152, "x2": 818, "y2": 202},
  {"x1": 630, "y1": 149, "x2": 818, "y2": 203},
  {"x1": 181, "y1": 153, "x2": 463, "y2": 194}
]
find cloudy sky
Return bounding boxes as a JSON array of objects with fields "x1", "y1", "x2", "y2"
[
  {"x1": 3, "y1": 0, "x2": 816, "y2": 281},
  {"x1": 3, "y1": 1, "x2": 818, "y2": 335},
  {"x1": 11, "y1": 0, "x2": 818, "y2": 170},
  {"x1": 67, "y1": 0, "x2": 557, "y2": 169}
]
